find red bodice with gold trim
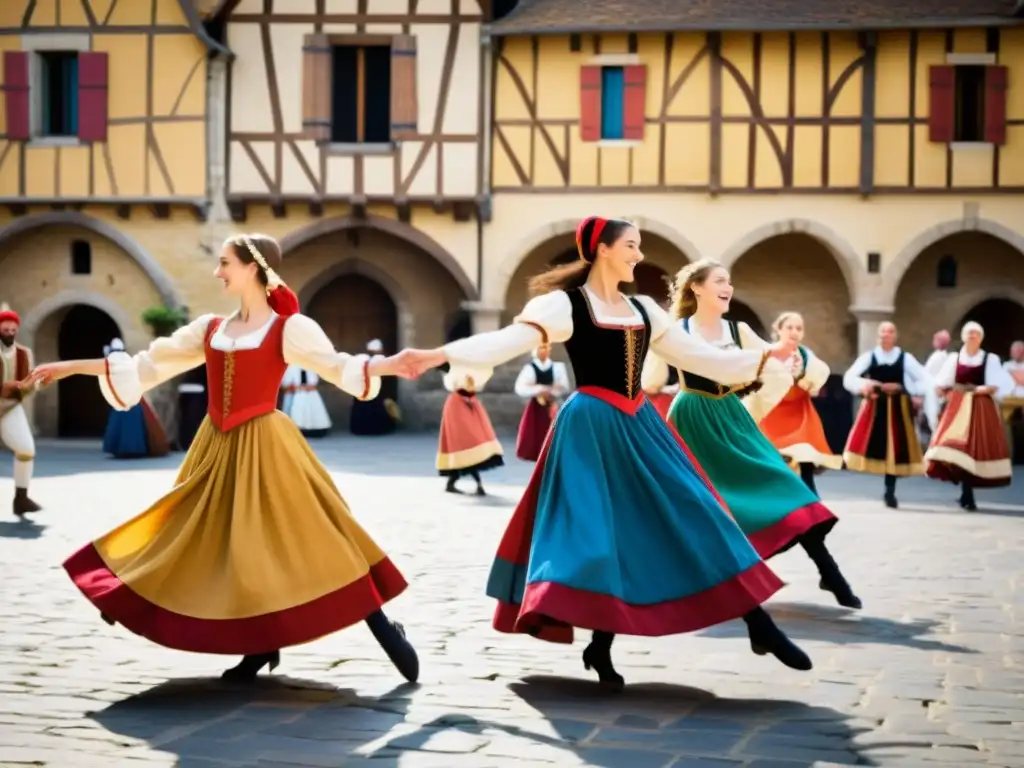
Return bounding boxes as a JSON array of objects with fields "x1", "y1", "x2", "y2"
[
  {"x1": 204, "y1": 317, "x2": 288, "y2": 431},
  {"x1": 954, "y1": 354, "x2": 986, "y2": 387}
]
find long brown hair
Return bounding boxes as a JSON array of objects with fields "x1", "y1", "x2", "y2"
[
  {"x1": 527, "y1": 217, "x2": 635, "y2": 297},
  {"x1": 669, "y1": 258, "x2": 725, "y2": 320}
]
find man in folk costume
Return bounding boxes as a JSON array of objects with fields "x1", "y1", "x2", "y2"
[
  {"x1": 0, "y1": 304, "x2": 42, "y2": 516},
  {"x1": 513, "y1": 343, "x2": 570, "y2": 461},
  {"x1": 842, "y1": 321, "x2": 930, "y2": 509}
]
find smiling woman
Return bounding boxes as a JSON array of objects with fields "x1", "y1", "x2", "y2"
[{"x1": 26, "y1": 233, "x2": 422, "y2": 686}]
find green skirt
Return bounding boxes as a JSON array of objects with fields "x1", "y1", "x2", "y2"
[{"x1": 666, "y1": 390, "x2": 837, "y2": 558}]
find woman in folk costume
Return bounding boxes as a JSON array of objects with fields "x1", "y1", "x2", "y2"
[
  {"x1": 924, "y1": 321, "x2": 1015, "y2": 511},
  {"x1": 514, "y1": 343, "x2": 570, "y2": 461},
  {"x1": 27, "y1": 234, "x2": 420, "y2": 684},
  {"x1": 403, "y1": 217, "x2": 812, "y2": 691},
  {"x1": 655, "y1": 261, "x2": 860, "y2": 610},
  {"x1": 279, "y1": 363, "x2": 332, "y2": 438},
  {"x1": 101, "y1": 339, "x2": 171, "y2": 459},
  {"x1": 758, "y1": 312, "x2": 843, "y2": 494},
  {"x1": 349, "y1": 340, "x2": 399, "y2": 436},
  {"x1": 436, "y1": 369, "x2": 504, "y2": 494},
  {"x1": 842, "y1": 321, "x2": 929, "y2": 509}
]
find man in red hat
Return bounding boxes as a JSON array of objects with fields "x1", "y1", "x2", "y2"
[{"x1": 0, "y1": 303, "x2": 42, "y2": 516}]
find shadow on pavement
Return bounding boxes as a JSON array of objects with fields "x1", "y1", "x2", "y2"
[
  {"x1": 0, "y1": 518, "x2": 46, "y2": 539},
  {"x1": 698, "y1": 601, "x2": 976, "y2": 654}
]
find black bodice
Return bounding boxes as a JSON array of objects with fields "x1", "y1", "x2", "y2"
[
  {"x1": 867, "y1": 350, "x2": 904, "y2": 385},
  {"x1": 678, "y1": 318, "x2": 742, "y2": 394},
  {"x1": 666, "y1": 365, "x2": 679, "y2": 387},
  {"x1": 531, "y1": 362, "x2": 554, "y2": 386},
  {"x1": 563, "y1": 288, "x2": 651, "y2": 399}
]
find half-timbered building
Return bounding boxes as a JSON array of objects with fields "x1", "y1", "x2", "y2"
[
  {"x1": 217, "y1": 0, "x2": 487, "y2": 427},
  {"x1": 484, "y1": 0, "x2": 1024, "y2": 381},
  {"x1": 0, "y1": 0, "x2": 227, "y2": 437}
]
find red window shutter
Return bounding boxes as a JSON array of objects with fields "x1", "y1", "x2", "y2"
[
  {"x1": 579, "y1": 65, "x2": 601, "y2": 142},
  {"x1": 622, "y1": 64, "x2": 647, "y2": 140},
  {"x1": 928, "y1": 65, "x2": 955, "y2": 143},
  {"x1": 984, "y1": 65, "x2": 1008, "y2": 145},
  {"x1": 3, "y1": 52, "x2": 30, "y2": 140},
  {"x1": 78, "y1": 52, "x2": 109, "y2": 142}
]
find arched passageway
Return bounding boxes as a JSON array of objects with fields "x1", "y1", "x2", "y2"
[{"x1": 55, "y1": 305, "x2": 121, "y2": 437}]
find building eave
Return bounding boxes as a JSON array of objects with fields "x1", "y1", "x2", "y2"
[{"x1": 177, "y1": 0, "x2": 234, "y2": 58}]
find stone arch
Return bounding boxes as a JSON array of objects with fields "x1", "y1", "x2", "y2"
[
  {"x1": 719, "y1": 218, "x2": 864, "y2": 298},
  {"x1": 19, "y1": 290, "x2": 137, "y2": 437},
  {"x1": 297, "y1": 258, "x2": 414, "y2": 352},
  {"x1": 0, "y1": 211, "x2": 182, "y2": 307},
  {"x1": 279, "y1": 214, "x2": 478, "y2": 301},
  {"x1": 882, "y1": 218, "x2": 1024, "y2": 306},
  {"x1": 490, "y1": 215, "x2": 703, "y2": 306}
]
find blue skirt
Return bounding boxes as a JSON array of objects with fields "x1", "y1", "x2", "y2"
[
  {"x1": 486, "y1": 388, "x2": 783, "y2": 643},
  {"x1": 102, "y1": 405, "x2": 150, "y2": 458}
]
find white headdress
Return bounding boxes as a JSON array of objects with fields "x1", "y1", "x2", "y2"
[
  {"x1": 366, "y1": 339, "x2": 384, "y2": 353},
  {"x1": 960, "y1": 321, "x2": 984, "y2": 342},
  {"x1": 110, "y1": 338, "x2": 125, "y2": 351}
]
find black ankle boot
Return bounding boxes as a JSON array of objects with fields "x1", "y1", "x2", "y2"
[
  {"x1": 366, "y1": 610, "x2": 419, "y2": 683},
  {"x1": 221, "y1": 651, "x2": 280, "y2": 682},
  {"x1": 582, "y1": 631, "x2": 624, "y2": 692},
  {"x1": 883, "y1": 475, "x2": 898, "y2": 509},
  {"x1": 959, "y1": 484, "x2": 977, "y2": 511},
  {"x1": 743, "y1": 609, "x2": 812, "y2": 671},
  {"x1": 445, "y1": 476, "x2": 462, "y2": 494},
  {"x1": 801, "y1": 534, "x2": 862, "y2": 609},
  {"x1": 799, "y1": 463, "x2": 818, "y2": 496}
]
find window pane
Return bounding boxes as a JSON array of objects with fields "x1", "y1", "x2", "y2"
[
  {"x1": 601, "y1": 66, "x2": 624, "y2": 140},
  {"x1": 65, "y1": 55, "x2": 78, "y2": 135},
  {"x1": 363, "y1": 46, "x2": 391, "y2": 143},
  {"x1": 331, "y1": 46, "x2": 359, "y2": 143}
]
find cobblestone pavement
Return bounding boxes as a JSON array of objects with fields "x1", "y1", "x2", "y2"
[{"x1": 1, "y1": 434, "x2": 1023, "y2": 768}]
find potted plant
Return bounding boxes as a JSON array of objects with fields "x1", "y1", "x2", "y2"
[{"x1": 142, "y1": 306, "x2": 187, "y2": 338}]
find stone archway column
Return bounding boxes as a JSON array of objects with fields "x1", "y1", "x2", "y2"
[
  {"x1": 849, "y1": 305, "x2": 894, "y2": 355},
  {"x1": 461, "y1": 301, "x2": 504, "y2": 334}
]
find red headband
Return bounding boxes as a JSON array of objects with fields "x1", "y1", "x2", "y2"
[
  {"x1": 575, "y1": 216, "x2": 608, "y2": 263},
  {"x1": 0, "y1": 309, "x2": 19, "y2": 326}
]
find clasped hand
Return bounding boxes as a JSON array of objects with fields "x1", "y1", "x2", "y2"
[{"x1": 368, "y1": 348, "x2": 448, "y2": 379}]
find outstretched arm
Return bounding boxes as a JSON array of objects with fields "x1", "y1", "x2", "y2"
[
  {"x1": 635, "y1": 296, "x2": 791, "y2": 386},
  {"x1": 283, "y1": 314, "x2": 411, "y2": 400},
  {"x1": 406, "y1": 292, "x2": 574, "y2": 382},
  {"x1": 27, "y1": 315, "x2": 215, "y2": 410}
]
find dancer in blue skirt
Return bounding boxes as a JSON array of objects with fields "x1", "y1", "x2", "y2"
[{"x1": 403, "y1": 217, "x2": 812, "y2": 690}]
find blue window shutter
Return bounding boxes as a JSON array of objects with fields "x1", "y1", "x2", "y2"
[
  {"x1": 600, "y1": 66, "x2": 624, "y2": 140},
  {"x1": 66, "y1": 56, "x2": 79, "y2": 134}
]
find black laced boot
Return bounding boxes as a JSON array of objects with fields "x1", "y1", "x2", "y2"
[
  {"x1": 959, "y1": 482, "x2": 977, "y2": 511},
  {"x1": 445, "y1": 475, "x2": 462, "y2": 494},
  {"x1": 884, "y1": 474, "x2": 898, "y2": 509},
  {"x1": 366, "y1": 610, "x2": 419, "y2": 683},
  {"x1": 743, "y1": 608, "x2": 812, "y2": 671},
  {"x1": 799, "y1": 463, "x2": 818, "y2": 495},
  {"x1": 470, "y1": 470, "x2": 485, "y2": 496},
  {"x1": 582, "y1": 630, "x2": 624, "y2": 692},
  {"x1": 221, "y1": 651, "x2": 280, "y2": 682},
  {"x1": 801, "y1": 532, "x2": 862, "y2": 609}
]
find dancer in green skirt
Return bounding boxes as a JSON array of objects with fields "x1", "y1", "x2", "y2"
[{"x1": 646, "y1": 259, "x2": 861, "y2": 609}]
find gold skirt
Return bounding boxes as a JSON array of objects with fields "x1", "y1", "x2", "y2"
[{"x1": 64, "y1": 411, "x2": 407, "y2": 655}]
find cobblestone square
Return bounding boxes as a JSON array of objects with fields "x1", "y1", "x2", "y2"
[{"x1": 1, "y1": 434, "x2": 1022, "y2": 767}]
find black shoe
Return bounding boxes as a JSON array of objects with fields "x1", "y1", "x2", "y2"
[
  {"x1": 959, "y1": 487, "x2": 977, "y2": 511},
  {"x1": 366, "y1": 613, "x2": 419, "y2": 683},
  {"x1": 445, "y1": 477, "x2": 463, "y2": 494},
  {"x1": 883, "y1": 493, "x2": 898, "y2": 509},
  {"x1": 474, "y1": 487, "x2": 486, "y2": 497},
  {"x1": 743, "y1": 609, "x2": 812, "y2": 671},
  {"x1": 582, "y1": 642, "x2": 625, "y2": 692},
  {"x1": 221, "y1": 651, "x2": 280, "y2": 682},
  {"x1": 803, "y1": 536, "x2": 862, "y2": 610}
]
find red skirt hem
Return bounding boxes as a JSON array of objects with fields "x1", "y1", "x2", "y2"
[
  {"x1": 492, "y1": 560, "x2": 783, "y2": 643},
  {"x1": 64, "y1": 543, "x2": 408, "y2": 655},
  {"x1": 746, "y1": 501, "x2": 837, "y2": 559}
]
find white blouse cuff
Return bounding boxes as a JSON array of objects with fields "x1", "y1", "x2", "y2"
[
  {"x1": 98, "y1": 352, "x2": 144, "y2": 411},
  {"x1": 340, "y1": 353, "x2": 382, "y2": 401}
]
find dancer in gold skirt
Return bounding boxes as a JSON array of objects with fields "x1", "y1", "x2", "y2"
[{"x1": 27, "y1": 234, "x2": 420, "y2": 683}]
